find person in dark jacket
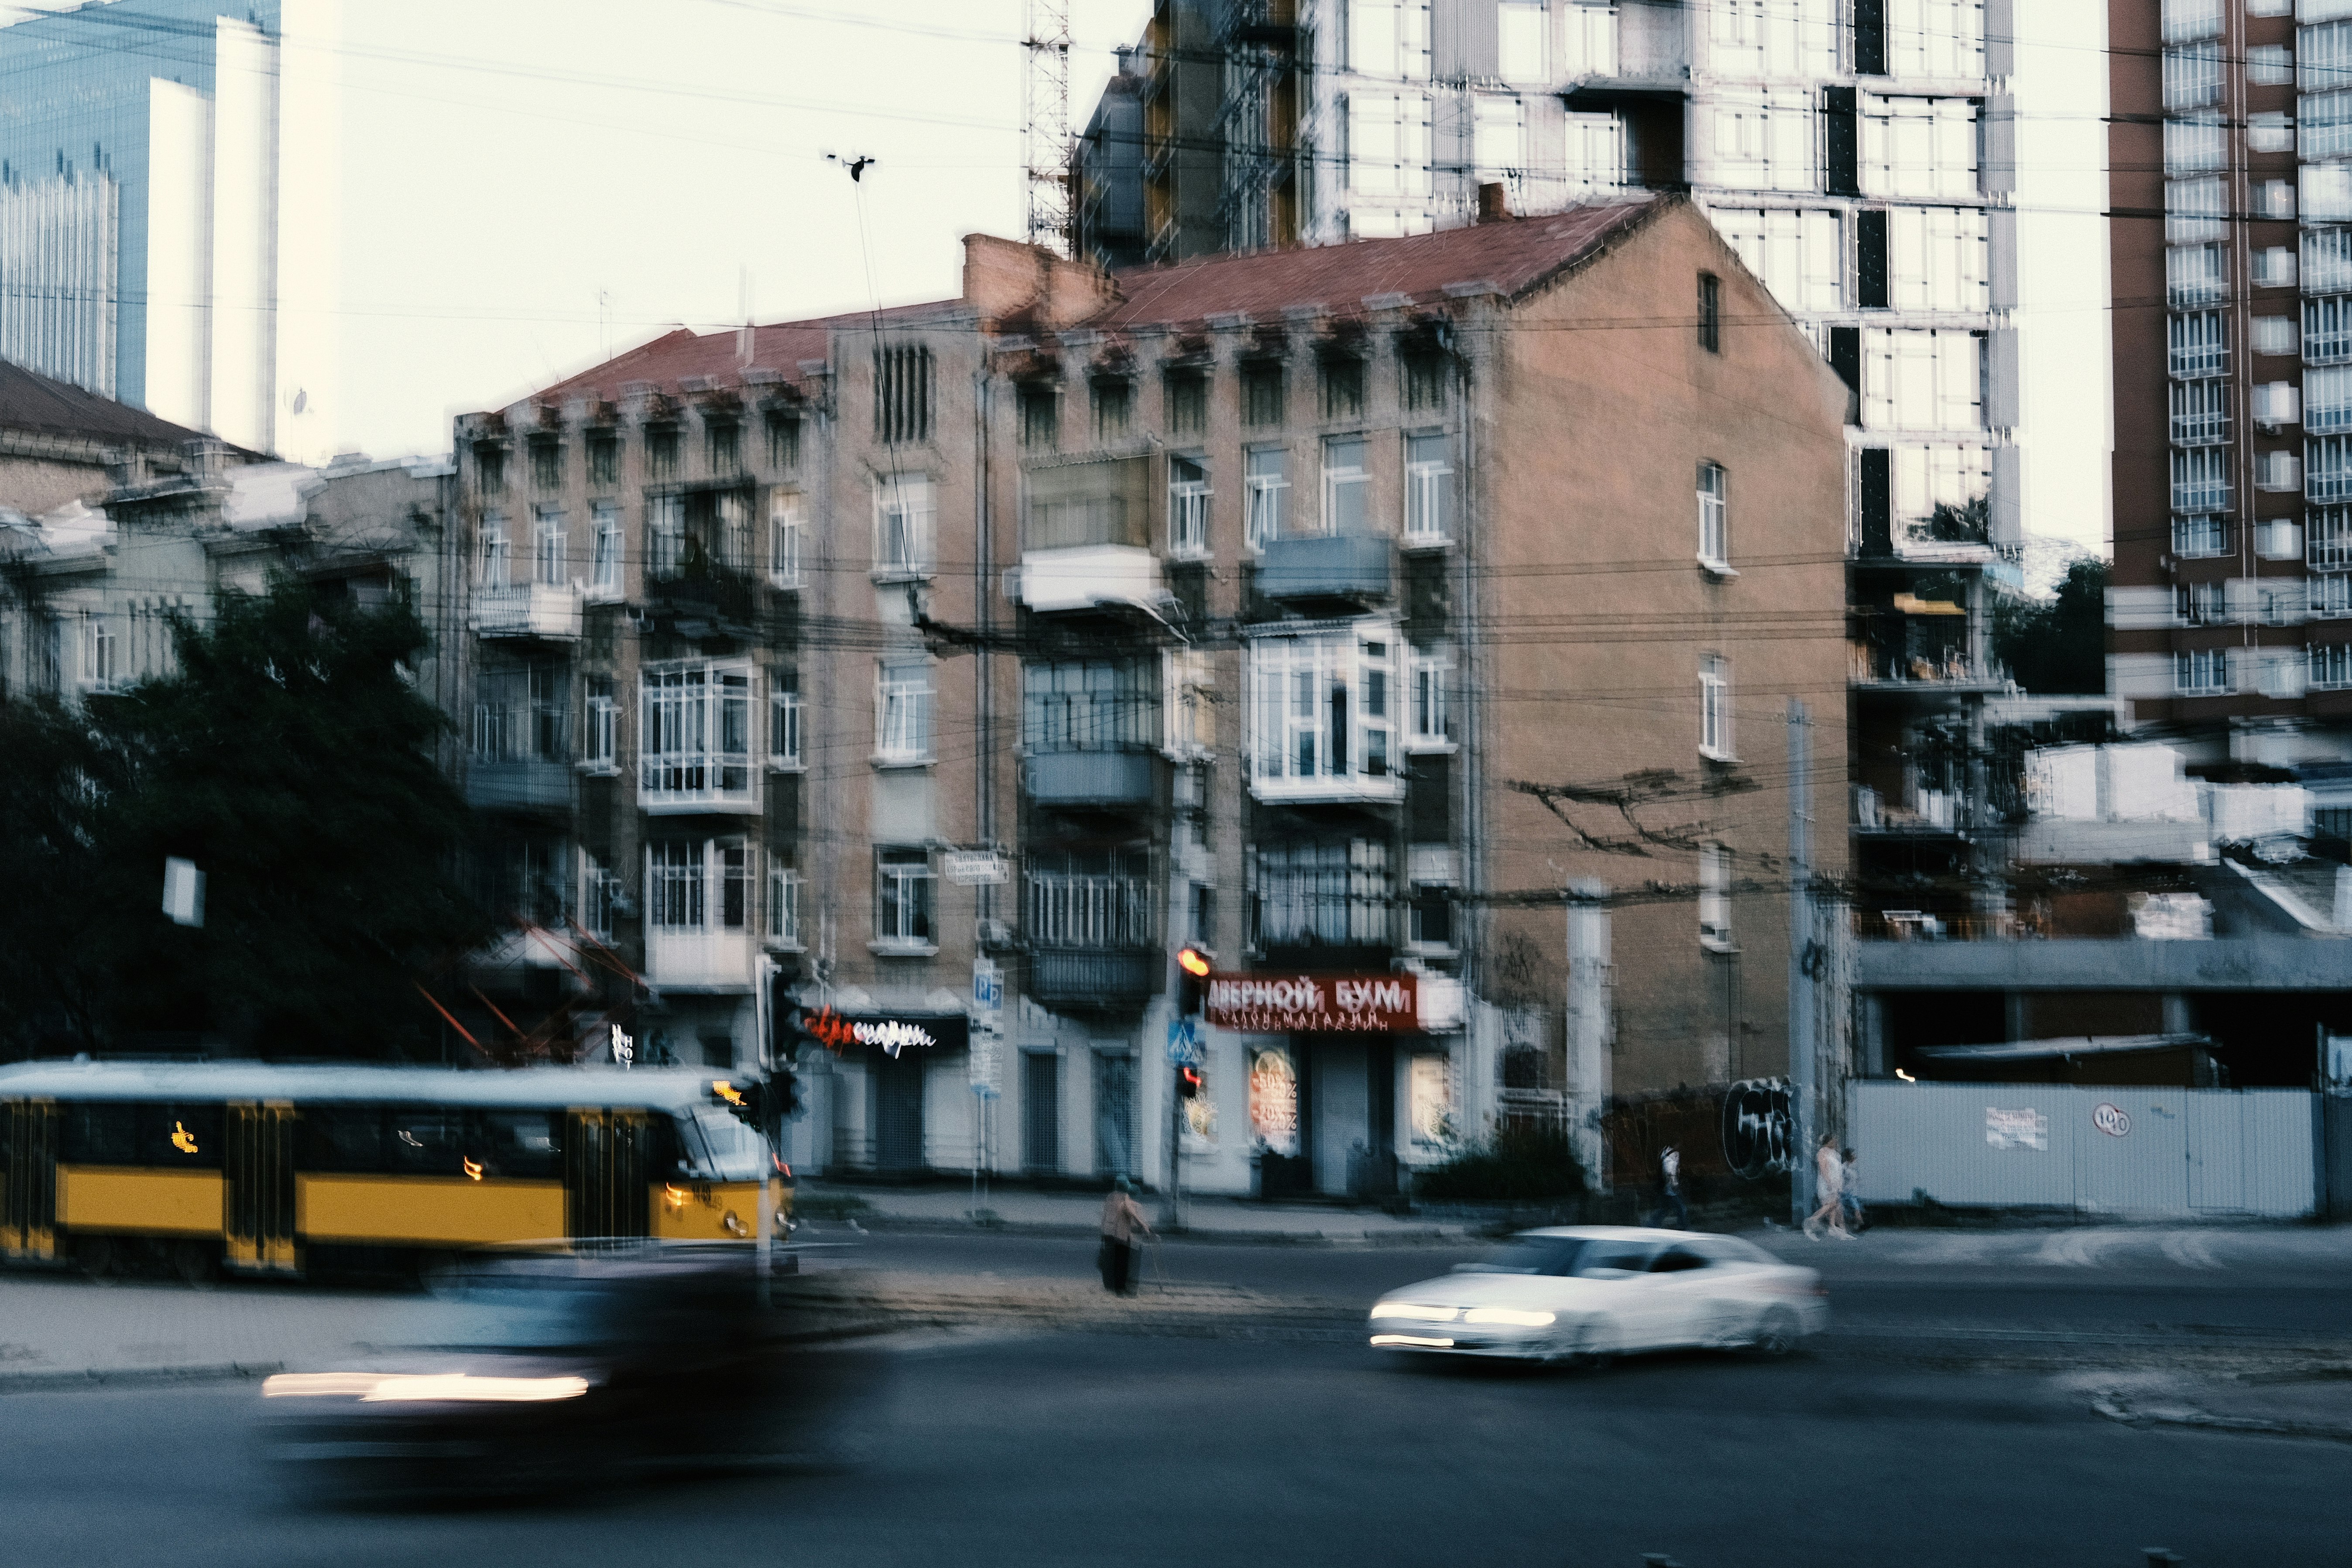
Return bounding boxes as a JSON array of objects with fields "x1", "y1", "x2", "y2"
[{"x1": 1098, "y1": 1177, "x2": 1151, "y2": 1294}]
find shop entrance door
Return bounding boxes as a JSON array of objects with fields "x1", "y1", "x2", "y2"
[
  {"x1": 874, "y1": 1050, "x2": 926, "y2": 1172},
  {"x1": 1093, "y1": 1052, "x2": 1136, "y2": 1179},
  {"x1": 1314, "y1": 1042, "x2": 1369, "y2": 1197},
  {"x1": 1022, "y1": 1052, "x2": 1061, "y2": 1173}
]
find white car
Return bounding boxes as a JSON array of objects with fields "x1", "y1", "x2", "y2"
[{"x1": 1368, "y1": 1226, "x2": 1827, "y2": 1365}]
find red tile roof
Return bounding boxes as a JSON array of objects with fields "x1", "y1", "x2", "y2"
[
  {"x1": 495, "y1": 196, "x2": 1669, "y2": 412},
  {"x1": 0, "y1": 357, "x2": 220, "y2": 450},
  {"x1": 1097, "y1": 196, "x2": 1667, "y2": 330}
]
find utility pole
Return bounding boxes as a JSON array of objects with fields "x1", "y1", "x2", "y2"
[
  {"x1": 1787, "y1": 699, "x2": 1814, "y2": 1229},
  {"x1": 1564, "y1": 880, "x2": 1612, "y2": 1192}
]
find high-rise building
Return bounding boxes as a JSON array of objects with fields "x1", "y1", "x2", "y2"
[
  {"x1": 2107, "y1": 0, "x2": 2352, "y2": 819},
  {"x1": 0, "y1": 0, "x2": 339, "y2": 460}
]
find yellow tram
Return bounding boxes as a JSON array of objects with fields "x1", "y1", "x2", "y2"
[{"x1": 0, "y1": 1060, "x2": 789, "y2": 1279}]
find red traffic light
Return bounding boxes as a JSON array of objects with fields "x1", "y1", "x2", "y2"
[{"x1": 1177, "y1": 947, "x2": 1212, "y2": 978}]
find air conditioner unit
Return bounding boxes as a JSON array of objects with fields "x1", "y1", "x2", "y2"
[
  {"x1": 1001, "y1": 568, "x2": 1023, "y2": 603},
  {"x1": 977, "y1": 918, "x2": 1017, "y2": 950}
]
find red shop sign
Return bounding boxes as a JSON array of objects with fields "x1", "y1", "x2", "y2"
[{"x1": 1205, "y1": 972, "x2": 1418, "y2": 1034}]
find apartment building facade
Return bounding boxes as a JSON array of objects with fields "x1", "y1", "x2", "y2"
[
  {"x1": 2107, "y1": 0, "x2": 2352, "y2": 834},
  {"x1": 451, "y1": 195, "x2": 1848, "y2": 1193}
]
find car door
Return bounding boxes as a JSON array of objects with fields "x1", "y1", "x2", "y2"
[
  {"x1": 1640, "y1": 1245, "x2": 1721, "y2": 1347},
  {"x1": 1573, "y1": 1240, "x2": 1664, "y2": 1349}
]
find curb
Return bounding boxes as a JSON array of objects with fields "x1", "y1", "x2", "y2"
[
  {"x1": 800, "y1": 1216, "x2": 1468, "y2": 1248},
  {"x1": 2091, "y1": 1392, "x2": 2352, "y2": 1444},
  {"x1": 0, "y1": 1361, "x2": 283, "y2": 1396}
]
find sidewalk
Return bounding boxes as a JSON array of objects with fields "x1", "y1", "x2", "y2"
[
  {"x1": 2083, "y1": 1369, "x2": 2352, "y2": 1442},
  {"x1": 797, "y1": 1181, "x2": 1468, "y2": 1244}
]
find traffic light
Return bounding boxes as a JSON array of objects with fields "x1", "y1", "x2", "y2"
[
  {"x1": 711, "y1": 1077, "x2": 766, "y2": 1133},
  {"x1": 1177, "y1": 1063, "x2": 1204, "y2": 1101},
  {"x1": 769, "y1": 1065, "x2": 801, "y2": 1122},
  {"x1": 1175, "y1": 945, "x2": 1210, "y2": 1018}
]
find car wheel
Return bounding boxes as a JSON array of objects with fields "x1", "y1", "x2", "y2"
[
  {"x1": 1546, "y1": 1321, "x2": 1612, "y2": 1372},
  {"x1": 1747, "y1": 1307, "x2": 1800, "y2": 1358}
]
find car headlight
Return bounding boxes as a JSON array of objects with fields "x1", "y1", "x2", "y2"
[
  {"x1": 1461, "y1": 1307, "x2": 1556, "y2": 1328},
  {"x1": 1369, "y1": 1301, "x2": 1459, "y2": 1323},
  {"x1": 263, "y1": 1372, "x2": 592, "y2": 1403}
]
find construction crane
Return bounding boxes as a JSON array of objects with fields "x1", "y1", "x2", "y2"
[{"x1": 1022, "y1": 0, "x2": 1073, "y2": 256}]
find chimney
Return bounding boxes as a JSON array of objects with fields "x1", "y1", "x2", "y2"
[{"x1": 1477, "y1": 182, "x2": 1512, "y2": 224}]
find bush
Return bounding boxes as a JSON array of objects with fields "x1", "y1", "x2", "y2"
[{"x1": 1414, "y1": 1124, "x2": 1587, "y2": 1202}]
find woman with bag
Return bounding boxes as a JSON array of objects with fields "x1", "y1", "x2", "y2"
[{"x1": 1098, "y1": 1177, "x2": 1152, "y2": 1294}]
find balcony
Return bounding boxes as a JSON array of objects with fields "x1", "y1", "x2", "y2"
[
  {"x1": 1025, "y1": 748, "x2": 1162, "y2": 808},
  {"x1": 1026, "y1": 947, "x2": 1159, "y2": 1012},
  {"x1": 465, "y1": 758, "x2": 571, "y2": 813},
  {"x1": 1848, "y1": 645, "x2": 2005, "y2": 692},
  {"x1": 1016, "y1": 545, "x2": 1162, "y2": 614},
  {"x1": 645, "y1": 570, "x2": 757, "y2": 633},
  {"x1": 1257, "y1": 532, "x2": 1392, "y2": 604},
  {"x1": 645, "y1": 928, "x2": 757, "y2": 992},
  {"x1": 470, "y1": 583, "x2": 581, "y2": 642}
]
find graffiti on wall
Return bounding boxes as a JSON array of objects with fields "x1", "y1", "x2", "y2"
[{"x1": 1719, "y1": 1077, "x2": 1793, "y2": 1179}]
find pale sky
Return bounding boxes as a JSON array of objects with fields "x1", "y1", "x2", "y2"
[{"x1": 312, "y1": 1, "x2": 2105, "y2": 563}]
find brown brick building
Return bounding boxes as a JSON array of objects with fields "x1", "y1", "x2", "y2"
[{"x1": 450, "y1": 192, "x2": 1848, "y2": 1193}]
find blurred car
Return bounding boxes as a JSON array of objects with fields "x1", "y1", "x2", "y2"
[
  {"x1": 260, "y1": 1244, "x2": 860, "y2": 1502},
  {"x1": 1368, "y1": 1226, "x2": 1826, "y2": 1365}
]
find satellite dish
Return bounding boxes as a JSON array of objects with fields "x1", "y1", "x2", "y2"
[{"x1": 290, "y1": 388, "x2": 308, "y2": 414}]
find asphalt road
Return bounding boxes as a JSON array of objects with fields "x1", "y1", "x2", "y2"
[{"x1": 4, "y1": 1329, "x2": 2345, "y2": 1567}]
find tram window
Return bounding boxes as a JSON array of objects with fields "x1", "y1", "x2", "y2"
[
  {"x1": 61, "y1": 1103, "x2": 137, "y2": 1165},
  {"x1": 136, "y1": 1104, "x2": 224, "y2": 1168},
  {"x1": 641, "y1": 1114, "x2": 683, "y2": 1177},
  {"x1": 301, "y1": 1105, "x2": 388, "y2": 1173},
  {"x1": 471, "y1": 1111, "x2": 560, "y2": 1179},
  {"x1": 386, "y1": 1108, "x2": 466, "y2": 1176}
]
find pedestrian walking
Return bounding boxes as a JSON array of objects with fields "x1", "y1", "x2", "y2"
[
  {"x1": 1803, "y1": 1133, "x2": 1850, "y2": 1240},
  {"x1": 1098, "y1": 1177, "x2": 1151, "y2": 1295},
  {"x1": 1838, "y1": 1148, "x2": 1865, "y2": 1234},
  {"x1": 1645, "y1": 1143, "x2": 1687, "y2": 1229}
]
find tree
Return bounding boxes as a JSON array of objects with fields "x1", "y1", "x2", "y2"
[
  {"x1": 73, "y1": 580, "x2": 490, "y2": 1057},
  {"x1": 0, "y1": 697, "x2": 122, "y2": 1059},
  {"x1": 1994, "y1": 556, "x2": 2109, "y2": 695}
]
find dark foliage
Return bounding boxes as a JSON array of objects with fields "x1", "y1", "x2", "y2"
[
  {"x1": 1992, "y1": 556, "x2": 2110, "y2": 695},
  {"x1": 1414, "y1": 1123, "x2": 1589, "y2": 1202}
]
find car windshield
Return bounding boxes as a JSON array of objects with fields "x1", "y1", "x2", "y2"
[
  {"x1": 686, "y1": 1108, "x2": 770, "y2": 1180},
  {"x1": 1457, "y1": 1237, "x2": 1590, "y2": 1276}
]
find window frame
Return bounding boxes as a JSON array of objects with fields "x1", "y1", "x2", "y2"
[
  {"x1": 585, "y1": 674, "x2": 618, "y2": 773},
  {"x1": 1697, "y1": 460, "x2": 1730, "y2": 570},
  {"x1": 1169, "y1": 454, "x2": 1211, "y2": 559},
  {"x1": 876, "y1": 656, "x2": 936, "y2": 765},
  {"x1": 589, "y1": 501, "x2": 622, "y2": 598},
  {"x1": 873, "y1": 472, "x2": 937, "y2": 580},
  {"x1": 1699, "y1": 842, "x2": 1734, "y2": 953},
  {"x1": 768, "y1": 671, "x2": 803, "y2": 771},
  {"x1": 769, "y1": 491, "x2": 805, "y2": 589},
  {"x1": 1698, "y1": 272, "x2": 1721, "y2": 353},
  {"x1": 1322, "y1": 435, "x2": 1371, "y2": 536},
  {"x1": 769, "y1": 864, "x2": 804, "y2": 949},
  {"x1": 638, "y1": 660, "x2": 757, "y2": 809},
  {"x1": 1699, "y1": 654, "x2": 1735, "y2": 762},
  {"x1": 874, "y1": 847, "x2": 939, "y2": 950},
  {"x1": 533, "y1": 504, "x2": 566, "y2": 587},
  {"x1": 1404, "y1": 431, "x2": 1452, "y2": 543},
  {"x1": 1245, "y1": 446, "x2": 1290, "y2": 550}
]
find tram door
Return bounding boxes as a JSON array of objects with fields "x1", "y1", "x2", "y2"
[
  {"x1": 226, "y1": 1103, "x2": 298, "y2": 1272},
  {"x1": 566, "y1": 1109, "x2": 652, "y2": 1242},
  {"x1": 2, "y1": 1100, "x2": 57, "y2": 1261}
]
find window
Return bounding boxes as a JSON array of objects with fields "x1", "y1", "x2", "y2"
[
  {"x1": 2316, "y1": 643, "x2": 2352, "y2": 689},
  {"x1": 2165, "y1": 176, "x2": 2226, "y2": 245},
  {"x1": 530, "y1": 439, "x2": 561, "y2": 491},
  {"x1": 1562, "y1": 111, "x2": 1625, "y2": 194},
  {"x1": 1025, "y1": 455, "x2": 1149, "y2": 549},
  {"x1": 1091, "y1": 377, "x2": 1132, "y2": 442},
  {"x1": 769, "y1": 493, "x2": 804, "y2": 588},
  {"x1": 1697, "y1": 273, "x2": 1721, "y2": 353},
  {"x1": 2160, "y1": 0, "x2": 2221, "y2": 43},
  {"x1": 474, "y1": 662, "x2": 569, "y2": 764},
  {"x1": 478, "y1": 511, "x2": 511, "y2": 585},
  {"x1": 1409, "y1": 647, "x2": 1451, "y2": 748},
  {"x1": 875, "y1": 473, "x2": 936, "y2": 576},
  {"x1": 1323, "y1": 437, "x2": 1370, "y2": 535},
  {"x1": 1249, "y1": 631, "x2": 1399, "y2": 795},
  {"x1": 650, "y1": 841, "x2": 747, "y2": 931},
  {"x1": 1863, "y1": 329, "x2": 1984, "y2": 432},
  {"x1": 1170, "y1": 648, "x2": 1217, "y2": 755},
  {"x1": 1473, "y1": 95, "x2": 1525, "y2": 180},
  {"x1": 2312, "y1": 435, "x2": 2352, "y2": 501},
  {"x1": 1320, "y1": 357, "x2": 1366, "y2": 420},
  {"x1": 1699, "y1": 843, "x2": 1732, "y2": 951},
  {"x1": 2258, "y1": 517, "x2": 2304, "y2": 558},
  {"x1": 875, "y1": 342, "x2": 933, "y2": 444},
  {"x1": 1713, "y1": 90, "x2": 1817, "y2": 192},
  {"x1": 769, "y1": 865, "x2": 802, "y2": 947},
  {"x1": 1699, "y1": 654, "x2": 1732, "y2": 760},
  {"x1": 1402, "y1": 345, "x2": 1448, "y2": 411},
  {"x1": 1250, "y1": 839, "x2": 1393, "y2": 947},
  {"x1": 640, "y1": 662, "x2": 753, "y2": 804},
  {"x1": 2249, "y1": 44, "x2": 2293, "y2": 87},
  {"x1": 2308, "y1": 20, "x2": 2352, "y2": 91},
  {"x1": 2167, "y1": 245, "x2": 2228, "y2": 308},
  {"x1": 645, "y1": 493, "x2": 683, "y2": 579},
  {"x1": 1697, "y1": 461, "x2": 1728, "y2": 566},
  {"x1": 2308, "y1": 163, "x2": 2352, "y2": 223},
  {"x1": 475, "y1": 443, "x2": 507, "y2": 498},
  {"x1": 2171, "y1": 447, "x2": 2232, "y2": 513},
  {"x1": 2164, "y1": 113, "x2": 2226, "y2": 172},
  {"x1": 1859, "y1": 93, "x2": 1978, "y2": 199},
  {"x1": 590, "y1": 501, "x2": 621, "y2": 596},
  {"x1": 2250, "y1": 111, "x2": 2295, "y2": 156},
  {"x1": 877, "y1": 657, "x2": 934, "y2": 762},
  {"x1": 765, "y1": 411, "x2": 800, "y2": 471},
  {"x1": 1498, "y1": 0, "x2": 1547, "y2": 82},
  {"x1": 2256, "y1": 246, "x2": 2299, "y2": 289},
  {"x1": 2261, "y1": 179, "x2": 2298, "y2": 221},
  {"x1": 587, "y1": 433, "x2": 618, "y2": 488},
  {"x1": 1245, "y1": 447, "x2": 1289, "y2": 548},
  {"x1": 2169, "y1": 312, "x2": 2227, "y2": 379},
  {"x1": 1023, "y1": 659, "x2": 1159, "y2": 751},
  {"x1": 706, "y1": 421, "x2": 740, "y2": 477},
  {"x1": 2259, "y1": 450, "x2": 2305, "y2": 492},
  {"x1": 2175, "y1": 581, "x2": 2225, "y2": 624},
  {"x1": 1189, "y1": 881, "x2": 1216, "y2": 948},
  {"x1": 647, "y1": 425, "x2": 679, "y2": 480},
  {"x1": 1886, "y1": 206, "x2": 1989, "y2": 314},
  {"x1": 1026, "y1": 848, "x2": 1155, "y2": 949},
  {"x1": 1348, "y1": 0, "x2": 1431, "y2": 79},
  {"x1": 1019, "y1": 382, "x2": 1060, "y2": 449},
  {"x1": 1409, "y1": 885, "x2": 1453, "y2": 949},
  {"x1": 35, "y1": 614, "x2": 60, "y2": 693},
  {"x1": 1242, "y1": 360, "x2": 1285, "y2": 426},
  {"x1": 2309, "y1": 296, "x2": 2352, "y2": 365},
  {"x1": 1345, "y1": 91, "x2": 1430, "y2": 195},
  {"x1": 581, "y1": 851, "x2": 620, "y2": 942},
  {"x1": 769, "y1": 669, "x2": 802, "y2": 769},
  {"x1": 586, "y1": 676, "x2": 617, "y2": 771},
  {"x1": 2314, "y1": 507, "x2": 2352, "y2": 569},
  {"x1": 533, "y1": 505, "x2": 566, "y2": 587},
  {"x1": 1405, "y1": 433, "x2": 1451, "y2": 542},
  {"x1": 2171, "y1": 380, "x2": 2230, "y2": 446},
  {"x1": 1166, "y1": 369, "x2": 1207, "y2": 436},
  {"x1": 82, "y1": 614, "x2": 117, "y2": 693},
  {"x1": 1170, "y1": 455, "x2": 1211, "y2": 558},
  {"x1": 1716, "y1": 208, "x2": 1843, "y2": 315},
  {"x1": 2164, "y1": 42, "x2": 2222, "y2": 109},
  {"x1": 2174, "y1": 514, "x2": 2229, "y2": 556},
  {"x1": 876, "y1": 849, "x2": 936, "y2": 947},
  {"x1": 2318, "y1": 573, "x2": 2352, "y2": 616},
  {"x1": 1562, "y1": 0, "x2": 1616, "y2": 74},
  {"x1": 1710, "y1": 0, "x2": 1839, "y2": 75},
  {"x1": 2178, "y1": 648, "x2": 2232, "y2": 693}
]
